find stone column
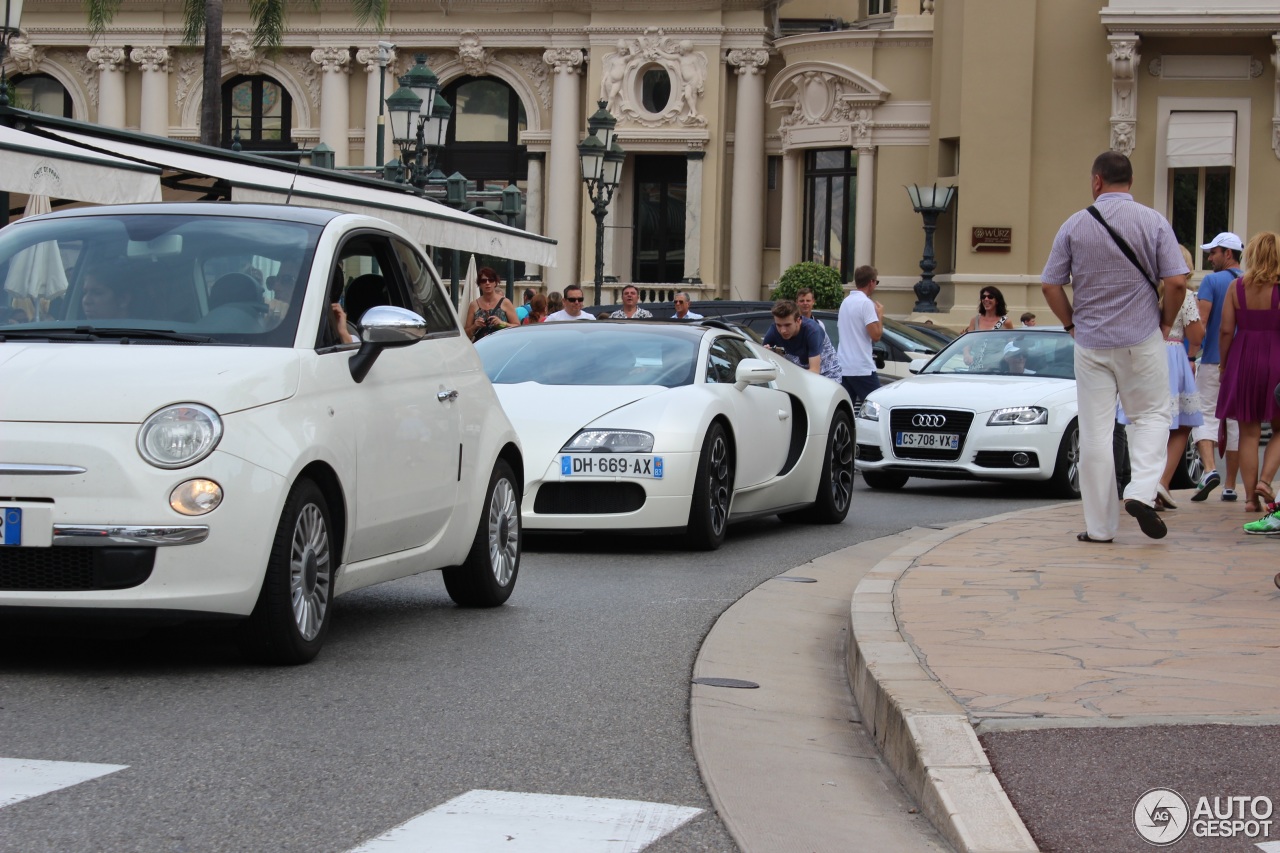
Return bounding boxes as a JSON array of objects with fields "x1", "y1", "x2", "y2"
[
  {"x1": 312, "y1": 47, "x2": 352, "y2": 167},
  {"x1": 523, "y1": 152, "x2": 546, "y2": 280},
  {"x1": 683, "y1": 148, "x2": 705, "y2": 283},
  {"x1": 130, "y1": 46, "x2": 170, "y2": 137},
  {"x1": 726, "y1": 48, "x2": 769, "y2": 300},
  {"x1": 1271, "y1": 34, "x2": 1280, "y2": 160},
  {"x1": 779, "y1": 150, "x2": 801, "y2": 271},
  {"x1": 1108, "y1": 34, "x2": 1139, "y2": 157},
  {"x1": 854, "y1": 146, "x2": 876, "y2": 270},
  {"x1": 543, "y1": 48, "x2": 585, "y2": 291},
  {"x1": 88, "y1": 47, "x2": 127, "y2": 128},
  {"x1": 356, "y1": 45, "x2": 394, "y2": 167}
]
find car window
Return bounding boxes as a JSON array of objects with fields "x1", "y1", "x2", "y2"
[
  {"x1": 475, "y1": 326, "x2": 699, "y2": 388},
  {"x1": 318, "y1": 234, "x2": 409, "y2": 348},
  {"x1": 0, "y1": 213, "x2": 321, "y2": 346},
  {"x1": 707, "y1": 336, "x2": 754, "y2": 384},
  {"x1": 393, "y1": 238, "x2": 456, "y2": 336},
  {"x1": 924, "y1": 330, "x2": 1075, "y2": 378}
]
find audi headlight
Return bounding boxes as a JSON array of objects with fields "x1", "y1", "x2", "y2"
[
  {"x1": 137, "y1": 404, "x2": 223, "y2": 468},
  {"x1": 988, "y1": 406, "x2": 1048, "y2": 426},
  {"x1": 859, "y1": 400, "x2": 883, "y2": 422},
  {"x1": 561, "y1": 430, "x2": 654, "y2": 453}
]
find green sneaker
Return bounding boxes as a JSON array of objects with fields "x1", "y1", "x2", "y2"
[{"x1": 1243, "y1": 509, "x2": 1280, "y2": 535}]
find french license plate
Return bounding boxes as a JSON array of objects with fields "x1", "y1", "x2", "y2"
[
  {"x1": 561, "y1": 455, "x2": 664, "y2": 479},
  {"x1": 0, "y1": 508, "x2": 21, "y2": 546},
  {"x1": 895, "y1": 431, "x2": 959, "y2": 450}
]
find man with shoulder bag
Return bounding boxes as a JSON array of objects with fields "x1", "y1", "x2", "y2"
[{"x1": 1042, "y1": 151, "x2": 1189, "y2": 543}]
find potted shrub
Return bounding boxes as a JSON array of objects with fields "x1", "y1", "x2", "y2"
[{"x1": 771, "y1": 261, "x2": 845, "y2": 309}]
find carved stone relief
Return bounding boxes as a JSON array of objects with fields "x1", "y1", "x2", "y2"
[
  {"x1": 5, "y1": 35, "x2": 44, "y2": 74},
  {"x1": 600, "y1": 28, "x2": 708, "y2": 129},
  {"x1": 173, "y1": 52, "x2": 202, "y2": 114},
  {"x1": 776, "y1": 70, "x2": 877, "y2": 149},
  {"x1": 509, "y1": 51, "x2": 551, "y2": 111},
  {"x1": 46, "y1": 49, "x2": 98, "y2": 108},
  {"x1": 1109, "y1": 34, "x2": 1139, "y2": 157},
  {"x1": 458, "y1": 31, "x2": 492, "y2": 77},
  {"x1": 279, "y1": 51, "x2": 321, "y2": 110},
  {"x1": 227, "y1": 31, "x2": 262, "y2": 75}
]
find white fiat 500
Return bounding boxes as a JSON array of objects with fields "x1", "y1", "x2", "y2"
[
  {"x1": 0, "y1": 203, "x2": 523, "y2": 663},
  {"x1": 855, "y1": 328, "x2": 1081, "y2": 497}
]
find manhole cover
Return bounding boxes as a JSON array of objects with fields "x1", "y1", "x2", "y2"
[
  {"x1": 773, "y1": 576, "x2": 817, "y2": 583},
  {"x1": 692, "y1": 677, "x2": 760, "y2": 689}
]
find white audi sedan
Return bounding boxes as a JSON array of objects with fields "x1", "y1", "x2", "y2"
[
  {"x1": 0, "y1": 203, "x2": 523, "y2": 663},
  {"x1": 474, "y1": 320, "x2": 855, "y2": 549},
  {"x1": 855, "y1": 328, "x2": 1080, "y2": 497}
]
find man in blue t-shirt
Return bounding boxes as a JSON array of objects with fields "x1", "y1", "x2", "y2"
[
  {"x1": 763, "y1": 299, "x2": 841, "y2": 381},
  {"x1": 1190, "y1": 232, "x2": 1244, "y2": 502}
]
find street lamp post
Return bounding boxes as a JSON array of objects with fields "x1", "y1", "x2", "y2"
[
  {"x1": 374, "y1": 41, "x2": 394, "y2": 168},
  {"x1": 578, "y1": 100, "x2": 624, "y2": 307},
  {"x1": 383, "y1": 54, "x2": 451, "y2": 190},
  {"x1": 906, "y1": 182, "x2": 957, "y2": 313}
]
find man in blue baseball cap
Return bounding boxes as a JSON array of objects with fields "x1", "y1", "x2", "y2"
[{"x1": 1190, "y1": 231, "x2": 1244, "y2": 502}]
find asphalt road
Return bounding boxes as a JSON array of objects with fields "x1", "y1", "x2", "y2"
[{"x1": 0, "y1": 478, "x2": 1058, "y2": 853}]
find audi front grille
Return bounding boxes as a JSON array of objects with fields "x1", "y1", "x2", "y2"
[{"x1": 888, "y1": 408, "x2": 974, "y2": 461}]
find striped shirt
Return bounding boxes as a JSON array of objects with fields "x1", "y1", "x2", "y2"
[{"x1": 1042, "y1": 192, "x2": 1189, "y2": 350}]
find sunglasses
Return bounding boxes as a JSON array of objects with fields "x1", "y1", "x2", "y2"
[{"x1": 564, "y1": 296, "x2": 584, "y2": 303}]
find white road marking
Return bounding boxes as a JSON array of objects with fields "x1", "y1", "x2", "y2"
[
  {"x1": 349, "y1": 789, "x2": 702, "y2": 853},
  {"x1": 0, "y1": 757, "x2": 128, "y2": 809},
  {"x1": 1255, "y1": 842, "x2": 1280, "y2": 853}
]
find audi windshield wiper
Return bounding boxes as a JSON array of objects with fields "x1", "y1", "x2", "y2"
[{"x1": 0, "y1": 327, "x2": 215, "y2": 344}]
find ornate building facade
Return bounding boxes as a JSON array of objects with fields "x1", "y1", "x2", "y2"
[{"x1": 6, "y1": 1, "x2": 1279, "y2": 322}]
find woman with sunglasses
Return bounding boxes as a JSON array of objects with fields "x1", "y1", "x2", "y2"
[
  {"x1": 465, "y1": 267, "x2": 519, "y2": 342},
  {"x1": 963, "y1": 285, "x2": 1016, "y2": 369}
]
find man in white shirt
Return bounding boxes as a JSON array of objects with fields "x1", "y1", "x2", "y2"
[
  {"x1": 837, "y1": 265, "x2": 884, "y2": 405},
  {"x1": 672, "y1": 292, "x2": 703, "y2": 320},
  {"x1": 544, "y1": 285, "x2": 596, "y2": 322}
]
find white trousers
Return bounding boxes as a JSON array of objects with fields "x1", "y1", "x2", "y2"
[
  {"x1": 1075, "y1": 330, "x2": 1171, "y2": 539},
  {"x1": 1191, "y1": 365, "x2": 1239, "y2": 451}
]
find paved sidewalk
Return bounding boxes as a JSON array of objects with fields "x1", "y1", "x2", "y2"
[{"x1": 849, "y1": 491, "x2": 1280, "y2": 852}]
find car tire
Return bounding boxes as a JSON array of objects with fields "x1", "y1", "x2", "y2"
[
  {"x1": 808, "y1": 410, "x2": 855, "y2": 523},
  {"x1": 1049, "y1": 419, "x2": 1082, "y2": 499},
  {"x1": 443, "y1": 459, "x2": 521, "y2": 607},
  {"x1": 1169, "y1": 441, "x2": 1202, "y2": 490},
  {"x1": 861, "y1": 470, "x2": 908, "y2": 491},
  {"x1": 242, "y1": 477, "x2": 334, "y2": 665},
  {"x1": 686, "y1": 422, "x2": 733, "y2": 550}
]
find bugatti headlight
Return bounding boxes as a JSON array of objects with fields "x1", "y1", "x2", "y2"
[
  {"x1": 137, "y1": 403, "x2": 223, "y2": 468},
  {"x1": 561, "y1": 430, "x2": 654, "y2": 453},
  {"x1": 859, "y1": 399, "x2": 883, "y2": 422},
  {"x1": 988, "y1": 406, "x2": 1048, "y2": 426}
]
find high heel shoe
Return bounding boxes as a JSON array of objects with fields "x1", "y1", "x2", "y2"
[{"x1": 1155, "y1": 484, "x2": 1177, "y2": 510}]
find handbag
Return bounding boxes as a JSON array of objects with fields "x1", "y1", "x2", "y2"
[{"x1": 1086, "y1": 205, "x2": 1162, "y2": 306}]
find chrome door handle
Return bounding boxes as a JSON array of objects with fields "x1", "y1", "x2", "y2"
[
  {"x1": 437, "y1": 390, "x2": 458, "y2": 403},
  {"x1": 778, "y1": 409, "x2": 789, "y2": 420}
]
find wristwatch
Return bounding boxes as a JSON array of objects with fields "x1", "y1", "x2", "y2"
[{"x1": 1063, "y1": 323, "x2": 1075, "y2": 332}]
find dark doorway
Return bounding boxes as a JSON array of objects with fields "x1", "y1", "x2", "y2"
[{"x1": 633, "y1": 155, "x2": 686, "y2": 283}]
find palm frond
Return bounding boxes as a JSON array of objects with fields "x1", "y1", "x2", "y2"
[
  {"x1": 181, "y1": 0, "x2": 206, "y2": 44},
  {"x1": 83, "y1": 0, "x2": 125, "y2": 36},
  {"x1": 249, "y1": 0, "x2": 287, "y2": 49},
  {"x1": 348, "y1": 0, "x2": 389, "y2": 30}
]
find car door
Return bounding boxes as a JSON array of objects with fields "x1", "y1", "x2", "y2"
[
  {"x1": 311, "y1": 231, "x2": 461, "y2": 563},
  {"x1": 704, "y1": 335, "x2": 791, "y2": 487}
]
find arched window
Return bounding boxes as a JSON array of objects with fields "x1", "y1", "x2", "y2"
[
  {"x1": 221, "y1": 75, "x2": 295, "y2": 151},
  {"x1": 10, "y1": 74, "x2": 72, "y2": 117},
  {"x1": 438, "y1": 76, "x2": 527, "y2": 192}
]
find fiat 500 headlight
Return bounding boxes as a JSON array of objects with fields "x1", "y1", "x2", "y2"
[
  {"x1": 859, "y1": 400, "x2": 883, "y2": 422},
  {"x1": 137, "y1": 404, "x2": 223, "y2": 468},
  {"x1": 988, "y1": 406, "x2": 1048, "y2": 426},
  {"x1": 561, "y1": 430, "x2": 654, "y2": 453}
]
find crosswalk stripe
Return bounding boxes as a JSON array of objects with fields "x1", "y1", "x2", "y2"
[
  {"x1": 348, "y1": 789, "x2": 702, "y2": 853},
  {"x1": 0, "y1": 758, "x2": 128, "y2": 809},
  {"x1": 1255, "y1": 842, "x2": 1280, "y2": 853}
]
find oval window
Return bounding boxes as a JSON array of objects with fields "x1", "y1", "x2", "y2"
[{"x1": 641, "y1": 67, "x2": 672, "y2": 113}]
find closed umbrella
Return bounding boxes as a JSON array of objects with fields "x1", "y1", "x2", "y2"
[
  {"x1": 4, "y1": 193, "x2": 68, "y2": 320},
  {"x1": 458, "y1": 253, "x2": 479, "y2": 316}
]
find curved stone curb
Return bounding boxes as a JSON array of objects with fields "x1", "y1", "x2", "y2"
[{"x1": 846, "y1": 515, "x2": 1039, "y2": 853}]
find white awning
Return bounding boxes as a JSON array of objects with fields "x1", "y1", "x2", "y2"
[
  {"x1": 42, "y1": 126, "x2": 557, "y2": 268},
  {"x1": 0, "y1": 124, "x2": 163, "y2": 206},
  {"x1": 1166, "y1": 111, "x2": 1236, "y2": 168}
]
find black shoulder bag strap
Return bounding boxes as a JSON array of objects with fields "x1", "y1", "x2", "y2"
[{"x1": 1086, "y1": 205, "x2": 1160, "y2": 297}]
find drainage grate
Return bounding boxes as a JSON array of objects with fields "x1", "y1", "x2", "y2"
[{"x1": 692, "y1": 677, "x2": 760, "y2": 689}]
